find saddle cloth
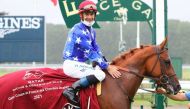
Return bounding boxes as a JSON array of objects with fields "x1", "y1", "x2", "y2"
[{"x1": 0, "y1": 68, "x2": 100, "y2": 109}]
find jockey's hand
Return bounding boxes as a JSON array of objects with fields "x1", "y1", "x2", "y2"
[{"x1": 107, "y1": 65, "x2": 121, "y2": 78}]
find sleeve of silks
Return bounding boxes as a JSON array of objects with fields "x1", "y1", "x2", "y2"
[
  {"x1": 87, "y1": 50, "x2": 109, "y2": 69},
  {"x1": 86, "y1": 31, "x2": 108, "y2": 69}
]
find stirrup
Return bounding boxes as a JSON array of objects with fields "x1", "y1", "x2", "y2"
[{"x1": 63, "y1": 87, "x2": 80, "y2": 105}]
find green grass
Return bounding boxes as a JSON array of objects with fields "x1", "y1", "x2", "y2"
[
  {"x1": 0, "y1": 69, "x2": 18, "y2": 76},
  {"x1": 0, "y1": 72, "x2": 8, "y2": 76},
  {"x1": 133, "y1": 94, "x2": 189, "y2": 107}
]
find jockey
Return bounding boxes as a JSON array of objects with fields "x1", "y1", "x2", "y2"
[{"x1": 62, "y1": 0, "x2": 121, "y2": 104}]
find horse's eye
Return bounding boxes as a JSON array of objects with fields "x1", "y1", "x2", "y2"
[
  {"x1": 161, "y1": 75, "x2": 169, "y2": 83},
  {"x1": 165, "y1": 60, "x2": 171, "y2": 67}
]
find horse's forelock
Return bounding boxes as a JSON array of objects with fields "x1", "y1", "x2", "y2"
[
  {"x1": 140, "y1": 45, "x2": 144, "y2": 49},
  {"x1": 130, "y1": 50, "x2": 134, "y2": 54}
]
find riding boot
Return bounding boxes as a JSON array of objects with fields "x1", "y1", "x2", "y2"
[{"x1": 63, "y1": 75, "x2": 99, "y2": 105}]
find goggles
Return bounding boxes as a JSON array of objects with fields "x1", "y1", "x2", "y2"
[{"x1": 80, "y1": 4, "x2": 97, "y2": 12}]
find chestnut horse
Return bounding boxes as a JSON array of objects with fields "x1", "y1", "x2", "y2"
[
  {"x1": 0, "y1": 38, "x2": 181, "y2": 109},
  {"x1": 97, "y1": 38, "x2": 181, "y2": 109}
]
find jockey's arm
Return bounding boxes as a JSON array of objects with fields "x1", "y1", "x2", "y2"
[{"x1": 83, "y1": 30, "x2": 121, "y2": 78}]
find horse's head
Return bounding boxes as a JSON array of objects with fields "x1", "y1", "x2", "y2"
[
  {"x1": 111, "y1": 37, "x2": 181, "y2": 95},
  {"x1": 144, "y1": 38, "x2": 181, "y2": 94}
]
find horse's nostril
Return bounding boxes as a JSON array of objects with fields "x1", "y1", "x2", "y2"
[
  {"x1": 175, "y1": 85, "x2": 181, "y2": 93},
  {"x1": 177, "y1": 85, "x2": 181, "y2": 90}
]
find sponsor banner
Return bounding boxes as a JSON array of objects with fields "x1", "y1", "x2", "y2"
[
  {"x1": 0, "y1": 16, "x2": 45, "y2": 62},
  {"x1": 59, "y1": 0, "x2": 153, "y2": 30}
]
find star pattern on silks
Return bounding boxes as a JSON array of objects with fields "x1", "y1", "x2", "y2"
[
  {"x1": 84, "y1": 54, "x2": 88, "y2": 58},
  {"x1": 76, "y1": 37, "x2": 81, "y2": 44},
  {"x1": 63, "y1": 22, "x2": 108, "y2": 69},
  {"x1": 86, "y1": 40, "x2": 92, "y2": 45},
  {"x1": 73, "y1": 57, "x2": 79, "y2": 61},
  {"x1": 65, "y1": 51, "x2": 71, "y2": 56},
  {"x1": 84, "y1": 49, "x2": 90, "y2": 54},
  {"x1": 97, "y1": 58, "x2": 103, "y2": 64},
  {"x1": 82, "y1": 30, "x2": 87, "y2": 35}
]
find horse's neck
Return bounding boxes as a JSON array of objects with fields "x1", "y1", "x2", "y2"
[
  {"x1": 119, "y1": 71, "x2": 144, "y2": 99},
  {"x1": 99, "y1": 70, "x2": 144, "y2": 109},
  {"x1": 103, "y1": 71, "x2": 143, "y2": 102},
  {"x1": 99, "y1": 47, "x2": 156, "y2": 108},
  {"x1": 117, "y1": 47, "x2": 156, "y2": 99}
]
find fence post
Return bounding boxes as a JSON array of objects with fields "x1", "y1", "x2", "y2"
[
  {"x1": 140, "y1": 105, "x2": 143, "y2": 109},
  {"x1": 155, "y1": 94, "x2": 165, "y2": 109}
]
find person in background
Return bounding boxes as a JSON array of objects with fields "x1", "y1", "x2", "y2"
[
  {"x1": 157, "y1": 88, "x2": 190, "y2": 109},
  {"x1": 62, "y1": 0, "x2": 121, "y2": 104}
]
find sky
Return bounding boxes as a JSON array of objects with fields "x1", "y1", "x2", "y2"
[{"x1": 0, "y1": 0, "x2": 190, "y2": 24}]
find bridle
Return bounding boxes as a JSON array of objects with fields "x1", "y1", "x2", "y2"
[
  {"x1": 148, "y1": 46, "x2": 176, "y2": 87},
  {"x1": 116, "y1": 46, "x2": 177, "y2": 101},
  {"x1": 117, "y1": 46, "x2": 176, "y2": 86}
]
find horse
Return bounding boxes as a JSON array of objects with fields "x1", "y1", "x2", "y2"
[
  {"x1": 97, "y1": 38, "x2": 181, "y2": 109},
  {"x1": 0, "y1": 38, "x2": 181, "y2": 109}
]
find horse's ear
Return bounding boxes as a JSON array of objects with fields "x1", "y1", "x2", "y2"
[{"x1": 159, "y1": 37, "x2": 168, "y2": 50}]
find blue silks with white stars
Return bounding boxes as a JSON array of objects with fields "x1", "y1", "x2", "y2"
[{"x1": 63, "y1": 22, "x2": 108, "y2": 69}]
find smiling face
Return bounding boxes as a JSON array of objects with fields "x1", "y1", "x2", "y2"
[
  {"x1": 80, "y1": 10, "x2": 96, "y2": 27},
  {"x1": 81, "y1": 10, "x2": 96, "y2": 22},
  {"x1": 78, "y1": 0, "x2": 97, "y2": 27}
]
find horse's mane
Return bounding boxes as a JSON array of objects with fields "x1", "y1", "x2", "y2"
[{"x1": 111, "y1": 45, "x2": 151, "y2": 65}]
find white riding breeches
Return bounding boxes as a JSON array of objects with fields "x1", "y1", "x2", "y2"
[{"x1": 63, "y1": 60, "x2": 106, "y2": 81}]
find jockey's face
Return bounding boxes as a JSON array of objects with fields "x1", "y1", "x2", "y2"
[{"x1": 81, "y1": 10, "x2": 96, "y2": 22}]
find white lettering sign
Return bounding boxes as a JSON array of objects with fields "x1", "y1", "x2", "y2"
[
  {"x1": 0, "y1": 17, "x2": 42, "y2": 29},
  {"x1": 132, "y1": 1, "x2": 153, "y2": 28}
]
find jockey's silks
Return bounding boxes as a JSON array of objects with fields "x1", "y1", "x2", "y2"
[{"x1": 63, "y1": 22, "x2": 108, "y2": 69}]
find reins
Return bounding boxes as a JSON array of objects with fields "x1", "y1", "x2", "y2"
[
  {"x1": 116, "y1": 65, "x2": 160, "y2": 82},
  {"x1": 116, "y1": 66, "x2": 144, "y2": 79},
  {"x1": 116, "y1": 65, "x2": 167, "y2": 94}
]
